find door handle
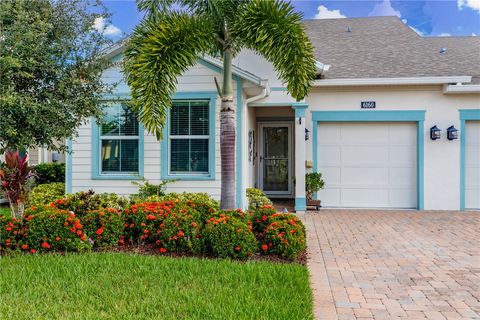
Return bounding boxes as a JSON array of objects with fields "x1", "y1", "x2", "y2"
[{"x1": 259, "y1": 156, "x2": 263, "y2": 162}]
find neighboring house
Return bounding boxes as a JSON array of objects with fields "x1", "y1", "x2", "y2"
[
  {"x1": 66, "y1": 16, "x2": 480, "y2": 212},
  {"x1": 27, "y1": 147, "x2": 65, "y2": 166}
]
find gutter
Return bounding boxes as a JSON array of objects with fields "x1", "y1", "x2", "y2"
[
  {"x1": 313, "y1": 76, "x2": 472, "y2": 87},
  {"x1": 443, "y1": 84, "x2": 480, "y2": 94},
  {"x1": 245, "y1": 80, "x2": 271, "y2": 104}
]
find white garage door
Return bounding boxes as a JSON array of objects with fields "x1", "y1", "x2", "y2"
[
  {"x1": 465, "y1": 121, "x2": 480, "y2": 210},
  {"x1": 317, "y1": 122, "x2": 417, "y2": 208}
]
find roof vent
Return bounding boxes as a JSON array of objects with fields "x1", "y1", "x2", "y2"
[
  {"x1": 346, "y1": 26, "x2": 352, "y2": 33},
  {"x1": 440, "y1": 47, "x2": 446, "y2": 54}
]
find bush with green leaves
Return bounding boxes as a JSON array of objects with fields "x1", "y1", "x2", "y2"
[
  {"x1": 160, "y1": 192, "x2": 219, "y2": 223},
  {"x1": 33, "y1": 163, "x2": 65, "y2": 185},
  {"x1": 262, "y1": 213, "x2": 306, "y2": 260},
  {"x1": 305, "y1": 172, "x2": 325, "y2": 201},
  {"x1": 29, "y1": 182, "x2": 65, "y2": 207},
  {"x1": 246, "y1": 188, "x2": 272, "y2": 211},
  {"x1": 203, "y1": 214, "x2": 257, "y2": 259},
  {"x1": 51, "y1": 190, "x2": 129, "y2": 216},
  {"x1": 81, "y1": 208, "x2": 124, "y2": 249},
  {"x1": 24, "y1": 206, "x2": 91, "y2": 253},
  {"x1": 131, "y1": 179, "x2": 170, "y2": 201},
  {"x1": 251, "y1": 204, "x2": 277, "y2": 234},
  {"x1": 156, "y1": 208, "x2": 202, "y2": 254}
]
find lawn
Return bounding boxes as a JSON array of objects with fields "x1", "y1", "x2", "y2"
[
  {"x1": 0, "y1": 253, "x2": 313, "y2": 320},
  {"x1": 0, "y1": 205, "x2": 10, "y2": 217}
]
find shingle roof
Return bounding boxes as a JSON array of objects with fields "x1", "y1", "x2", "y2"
[{"x1": 303, "y1": 16, "x2": 480, "y2": 83}]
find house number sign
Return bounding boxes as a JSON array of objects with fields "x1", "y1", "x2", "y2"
[{"x1": 361, "y1": 101, "x2": 376, "y2": 109}]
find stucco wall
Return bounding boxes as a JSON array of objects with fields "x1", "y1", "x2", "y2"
[{"x1": 304, "y1": 85, "x2": 480, "y2": 210}]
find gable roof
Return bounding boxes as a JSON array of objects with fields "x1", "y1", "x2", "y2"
[{"x1": 303, "y1": 16, "x2": 480, "y2": 83}]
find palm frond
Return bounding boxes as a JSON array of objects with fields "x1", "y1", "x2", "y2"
[
  {"x1": 123, "y1": 12, "x2": 215, "y2": 139},
  {"x1": 231, "y1": 0, "x2": 316, "y2": 100},
  {"x1": 136, "y1": 0, "x2": 178, "y2": 16}
]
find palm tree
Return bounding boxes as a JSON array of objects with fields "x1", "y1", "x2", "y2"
[{"x1": 124, "y1": 0, "x2": 316, "y2": 209}]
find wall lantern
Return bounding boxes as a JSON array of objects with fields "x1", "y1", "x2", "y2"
[
  {"x1": 430, "y1": 125, "x2": 441, "y2": 140},
  {"x1": 305, "y1": 128, "x2": 310, "y2": 141},
  {"x1": 447, "y1": 125, "x2": 459, "y2": 140}
]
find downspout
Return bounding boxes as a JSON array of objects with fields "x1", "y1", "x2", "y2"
[{"x1": 245, "y1": 80, "x2": 271, "y2": 104}]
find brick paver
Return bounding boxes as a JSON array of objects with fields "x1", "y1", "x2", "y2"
[{"x1": 304, "y1": 210, "x2": 480, "y2": 320}]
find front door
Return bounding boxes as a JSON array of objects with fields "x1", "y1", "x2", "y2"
[{"x1": 258, "y1": 122, "x2": 292, "y2": 196}]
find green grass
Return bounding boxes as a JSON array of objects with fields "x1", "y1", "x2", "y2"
[
  {"x1": 0, "y1": 205, "x2": 10, "y2": 217},
  {"x1": 0, "y1": 253, "x2": 313, "y2": 320}
]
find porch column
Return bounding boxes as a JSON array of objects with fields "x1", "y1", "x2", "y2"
[{"x1": 292, "y1": 103, "x2": 308, "y2": 212}]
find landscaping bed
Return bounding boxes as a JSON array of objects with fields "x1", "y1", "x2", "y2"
[{"x1": 0, "y1": 252, "x2": 313, "y2": 320}]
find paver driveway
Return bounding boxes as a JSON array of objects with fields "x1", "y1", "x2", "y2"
[{"x1": 303, "y1": 210, "x2": 480, "y2": 320}]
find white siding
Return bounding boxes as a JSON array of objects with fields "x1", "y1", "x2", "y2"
[{"x1": 71, "y1": 58, "x2": 241, "y2": 199}]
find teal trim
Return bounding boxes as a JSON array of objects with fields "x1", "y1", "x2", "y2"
[
  {"x1": 312, "y1": 110, "x2": 426, "y2": 122},
  {"x1": 161, "y1": 91, "x2": 217, "y2": 181},
  {"x1": 294, "y1": 197, "x2": 306, "y2": 211},
  {"x1": 65, "y1": 139, "x2": 72, "y2": 194},
  {"x1": 311, "y1": 110, "x2": 426, "y2": 209},
  {"x1": 292, "y1": 103, "x2": 308, "y2": 118},
  {"x1": 236, "y1": 80, "x2": 244, "y2": 209},
  {"x1": 270, "y1": 87, "x2": 288, "y2": 92},
  {"x1": 249, "y1": 102, "x2": 296, "y2": 107},
  {"x1": 92, "y1": 117, "x2": 144, "y2": 180},
  {"x1": 459, "y1": 109, "x2": 480, "y2": 211}
]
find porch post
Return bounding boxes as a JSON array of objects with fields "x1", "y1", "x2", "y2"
[{"x1": 292, "y1": 103, "x2": 308, "y2": 213}]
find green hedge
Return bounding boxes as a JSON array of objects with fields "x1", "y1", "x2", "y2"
[{"x1": 33, "y1": 163, "x2": 65, "y2": 184}]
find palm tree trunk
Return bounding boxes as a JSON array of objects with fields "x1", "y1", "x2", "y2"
[{"x1": 220, "y1": 48, "x2": 235, "y2": 209}]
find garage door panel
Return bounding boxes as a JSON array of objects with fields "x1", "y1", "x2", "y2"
[
  {"x1": 342, "y1": 189, "x2": 389, "y2": 207},
  {"x1": 317, "y1": 122, "x2": 417, "y2": 208},
  {"x1": 465, "y1": 121, "x2": 480, "y2": 209},
  {"x1": 342, "y1": 167, "x2": 388, "y2": 185},
  {"x1": 342, "y1": 146, "x2": 389, "y2": 163}
]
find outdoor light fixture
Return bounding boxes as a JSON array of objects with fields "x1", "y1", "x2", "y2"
[
  {"x1": 305, "y1": 128, "x2": 310, "y2": 141},
  {"x1": 298, "y1": 117, "x2": 302, "y2": 125},
  {"x1": 430, "y1": 125, "x2": 441, "y2": 140},
  {"x1": 447, "y1": 125, "x2": 459, "y2": 140}
]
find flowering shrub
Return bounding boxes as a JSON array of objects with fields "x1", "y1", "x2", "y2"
[
  {"x1": 262, "y1": 213, "x2": 306, "y2": 260},
  {"x1": 0, "y1": 216, "x2": 24, "y2": 251},
  {"x1": 81, "y1": 208, "x2": 124, "y2": 248},
  {"x1": 122, "y1": 201, "x2": 175, "y2": 244},
  {"x1": 24, "y1": 206, "x2": 91, "y2": 252},
  {"x1": 156, "y1": 209, "x2": 202, "y2": 254},
  {"x1": 51, "y1": 190, "x2": 129, "y2": 216},
  {"x1": 203, "y1": 214, "x2": 257, "y2": 259},
  {"x1": 29, "y1": 182, "x2": 65, "y2": 207},
  {"x1": 246, "y1": 188, "x2": 272, "y2": 211},
  {"x1": 160, "y1": 192, "x2": 219, "y2": 222},
  {"x1": 251, "y1": 205, "x2": 277, "y2": 233},
  {"x1": 215, "y1": 209, "x2": 251, "y2": 225}
]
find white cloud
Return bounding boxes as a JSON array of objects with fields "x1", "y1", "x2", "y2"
[
  {"x1": 473, "y1": 32, "x2": 478, "y2": 36},
  {"x1": 438, "y1": 33, "x2": 452, "y2": 37},
  {"x1": 93, "y1": 17, "x2": 122, "y2": 37},
  {"x1": 368, "y1": 0, "x2": 401, "y2": 17},
  {"x1": 314, "y1": 5, "x2": 346, "y2": 19},
  {"x1": 457, "y1": 0, "x2": 480, "y2": 12}
]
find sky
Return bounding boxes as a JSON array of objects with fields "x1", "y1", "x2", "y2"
[{"x1": 97, "y1": 0, "x2": 480, "y2": 40}]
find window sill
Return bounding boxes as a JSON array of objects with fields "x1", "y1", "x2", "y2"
[
  {"x1": 161, "y1": 174, "x2": 215, "y2": 181},
  {"x1": 92, "y1": 174, "x2": 143, "y2": 180}
]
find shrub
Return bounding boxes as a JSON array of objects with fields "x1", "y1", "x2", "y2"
[
  {"x1": 203, "y1": 214, "x2": 257, "y2": 259},
  {"x1": 251, "y1": 204, "x2": 277, "y2": 233},
  {"x1": 122, "y1": 201, "x2": 176, "y2": 245},
  {"x1": 81, "y1": 208, "x2": 124, "y2": 249},
  {"x1": 33, "y1": 163, "x2": 65, "y2": 184},
  {"x1": 305, "y1": 172, "x2": 325, "y2": 201},
  {"x1": 156, "y1": 208, "x2": 202, "y2": 254},
  {"x1": 51, "y1": 190, "x2": 129, "y2": 216},
  {"x1": 131, "y1": 179, "x2": 169, "y2": 201},
  {"x1": 215, "y1": 209, "x2": 251, "y2": 225},
  {"x1": 29, "y1": 182, "x2": 65, "y2": 207},
  {"x1": 24, "y1": 206, "x2": 91, "y2": 252},
  {"x1": 0, "y1": 216, "x2": 24, "y2": 251},
  {"x1": 161, "y1": 192, "x2": 219, "y2": 223},
  {"x1": 262, "y1": 213, "x2": 306, "y2": 260},
  {"x1": 246, "y1": 188, "x2": 272, "y2": 211}
]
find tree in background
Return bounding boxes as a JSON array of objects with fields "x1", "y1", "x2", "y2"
[
  {"x1": 124, "y1": 0, "x2": 316, "y2": 209},
  {"x1": 0, "y1": 0, "x2": 115, "y2": 154}
]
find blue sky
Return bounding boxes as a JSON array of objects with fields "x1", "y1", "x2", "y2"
[{"x1": 98, "y1": 0, "x2": 480, "y2": 39}]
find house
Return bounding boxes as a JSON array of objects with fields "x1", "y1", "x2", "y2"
[{"x1": 66, "y1": 16, "x2": 480, "y2": 212}]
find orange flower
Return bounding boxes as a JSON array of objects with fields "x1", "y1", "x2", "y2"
[
  {"x1": 177, "y1": 230, "x2": 184, "y2": 237},
  {"x1": 261, "y1": 244, "x2": 268, "y2": 251},
  {"x1": 55, "y1": 236, "x2": 61, "y2": 241},
  {"x1": 21, "y1": 244, "x2": 28, "y2": 250},
  {"x1": 119, "y1": 238, "x2": 124, "y2": 245},
  {"x1": 77, "y1": 230, "x2": 83, "y2": 236},
  {"x1": 159, "y1": 247, "x2": 167, "y2": 253},
  {"x1": 30, "y1": 249, "x2": 37, "y2": 253},
  {"x1": 81, "y1": 234, "x2": 87, "y2": 241},
  {"x1": 234, "y1": 246, "x2": 241, "y2": 252},
  {"x1": 96, "y1": 226, "x2": 104, "y2": 235},
  {"x1": 146, "y1": 214, "x2": 156, "y2": 220},
  {"x1": 41, "y1": 242, "x2": 51, "y2": 249},
  {"x1": 261, "y1": 215, "x2": 267, "y2": 221}
]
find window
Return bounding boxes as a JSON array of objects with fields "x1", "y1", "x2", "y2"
[
  {"x1": 96, "y1": 103, "x2": 141, "y2": 176},
  {"x1": 169, "y1": 100, "x2": 210, "y2": 174}
]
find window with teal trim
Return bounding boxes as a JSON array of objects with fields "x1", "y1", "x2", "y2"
[
  {"x1": 99, "y1": 103, "x2": 139, "y2": 174},
  {"x1": 169, "y1": 100, "x2": 210, "y2": 174}
]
